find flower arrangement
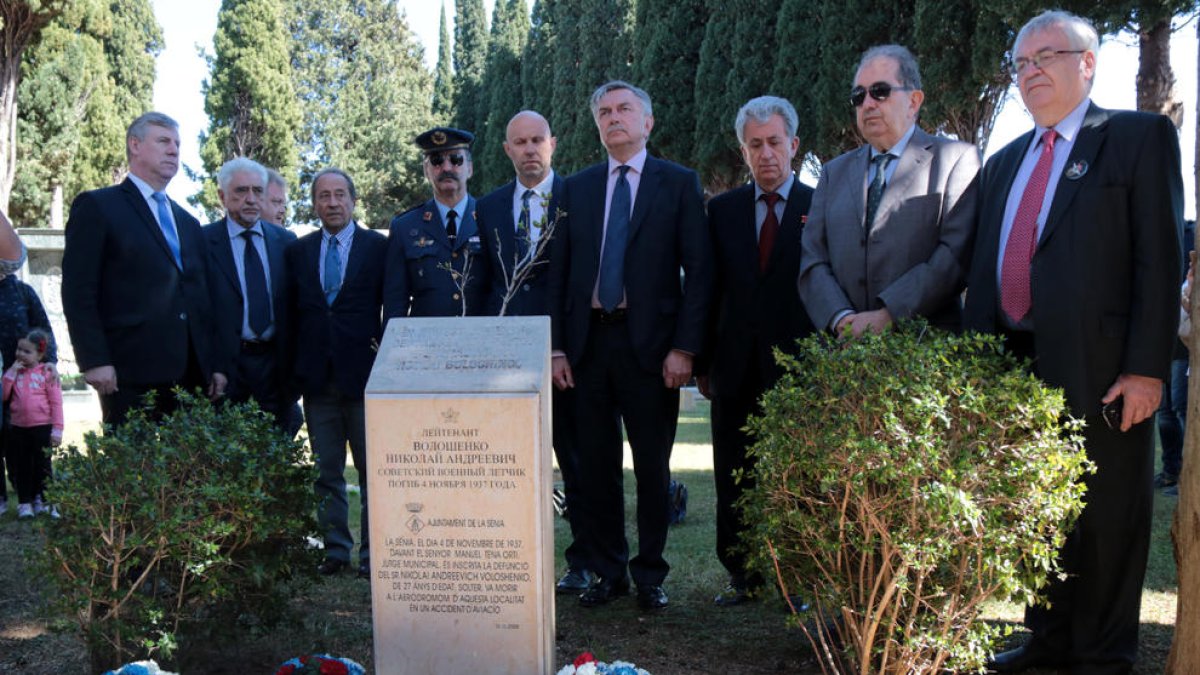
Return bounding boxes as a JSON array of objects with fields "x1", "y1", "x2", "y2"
[
  {"x1": 102, "y1": 661, "x2": 178, "y2": 675},
  {"x1": 557, "y1": 651, "x2": 652, "y2": 675},
  {"x1": 275, "y1": 654, "x2": 366, "y2": 675}
]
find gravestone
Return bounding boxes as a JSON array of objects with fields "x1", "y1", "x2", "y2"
[{"x1": 365, "y1": 316, "x2": 554, "y2": 675}]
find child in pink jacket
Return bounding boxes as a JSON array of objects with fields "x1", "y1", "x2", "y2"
[{"x1": 2, "y1": 329, "x2": 62, "y2": 518}]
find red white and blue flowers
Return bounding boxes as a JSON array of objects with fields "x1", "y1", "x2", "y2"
[{"x1": 558, "y1": 651, "x2": 652, "y2": 675}]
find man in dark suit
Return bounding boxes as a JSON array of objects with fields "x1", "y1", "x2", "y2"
[
  {"x1": 384, "y1": 127, "x2": 486, "y2": 320},
  {"x1": 548, "y1": 80, "x2": 714, "y2": 610},
  {"x1": 204, "y1": 158, "x2": 297, "y2": 430},
  {"x1": 964, "y1": 11, "x2": 1182, "y2": 673},
  {"x1": 265, "y1": 168, "x2": 289, "y2": 226},
  {"x1": 798, "y1": 45, "x2": 979, "y2": 336},
  {"x1": 286, "y1": 168, "x2": 388, "y2": 580},
  {"x1": 476, "y1": 110, "x2": 592, "y2": 594},
  {"x1": 62, "y1": 112, "x2": 227, "y2": 426},
  {"x1": 695, "y1": 96, "x2": 815, "y2": 606}
]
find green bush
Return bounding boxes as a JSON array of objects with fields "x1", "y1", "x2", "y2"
[
  {"x1": 742, "y1": 322, "x2": 1093, "y2": 673},
  {"x1": 34, "y1": 391, "x2": 319, "y2": 672}
]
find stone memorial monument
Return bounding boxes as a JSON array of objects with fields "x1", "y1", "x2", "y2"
[{"x1": 365, "y1": 316, "x2": 554, "y2": 674}]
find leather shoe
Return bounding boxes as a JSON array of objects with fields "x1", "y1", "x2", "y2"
[
  {"x1": 986, "y1": 643, "x2": 1062, "y2": 673},
  {"x1": 636, "y1": 584, "x2": 669, "y2": 610},
  {"x1": 556, "y1": 568, "x2": 593, "y2": 594},
  {"x1": 713, "y1": 581, "x2": 753, "y2": 607},
  {"x1": 317, "y1": 558, "x2": 348, "y2": 576},
  {"x1": 357, "y1": 561, "x2": 370, "y2": 579},
  {"x1": 579, "y1": 576, "x2": 630, "y2": 607}
]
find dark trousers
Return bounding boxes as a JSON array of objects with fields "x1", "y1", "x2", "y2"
[
  {"x1": 570, "y1": 320, "x2": 679, "y2": 587},
  {"x1": 229, "y1": 344, "x2": 298, "y2": 433},
  {"x1": 1157, "y1": 357, "x2": 1188, "y2": 477},
  {"x1": 0, "y1": 405, "x2": 8, "y2": 500},
  {"x1": 305, "y1": 383, "x2": 369, "y2": 564},
  {"x1": 99, "y1": 344, "x2": 206, "y2": 427},
  {"x1": 710, "y1": 362, "x2": 766, "y2": 585},
  {"x1": 552, "y1": 385, "x2": 588, "y2": 572},
  {"x1": 7, "y1": 424, "x2": 51, "y2": 504}
]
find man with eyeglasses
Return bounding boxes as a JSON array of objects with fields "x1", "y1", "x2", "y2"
[
  {"x1": 384, "y1": 126, "x2": 486, "y2": 319},
  {"x1": 798, "y1": 44, "x2": 979, "y2": 337},
  {"x1": 964, "y1": 11, "x2": 1182, "y2": 674}
]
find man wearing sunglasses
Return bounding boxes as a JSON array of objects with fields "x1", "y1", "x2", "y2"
[
  {"x1": 798, "y1": 45, "x2": 979, "y2": 337},
  {"x1": 384, "y1": 126, "x2": 486, "y2": 320},
  {"x1": 964, "y1": 11, "x2": 1182, "y2": 674}
]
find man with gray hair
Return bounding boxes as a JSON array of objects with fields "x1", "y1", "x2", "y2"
[
  {"x1": 798, "y1": 44, "x2": 979, "y2": 336},
  {"x1": 695, "y1": 95, "x2": 815, "y2": 606},
  {"x1": 204, "y1": 157, "x2": 297, "y2": 430},
  {"x1": 965, "y1": 11, "x2": 1182, "y2": 672},
  {"x1": 548, "y1": 80, "x2": 713, "y2": 610},
  {"x1": 62, "y1": 111, "x2": 227, "y2": 426},
  {"x1": 265, "y1": 168, "x2": 289, "y2": 225}
]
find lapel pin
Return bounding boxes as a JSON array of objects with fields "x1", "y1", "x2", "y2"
[
  {"x1": 801, "y1": 215, "x2": 808, "y2": 224},
  {"x1": 423, "y1": 211, "x2": 432, "y2": 221},
  {"x1": 1064, "y1": 160, "x2": 1088, "y2": 180}
]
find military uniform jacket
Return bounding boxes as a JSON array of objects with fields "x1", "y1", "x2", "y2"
[{"x1": 383, "y1": 197, "x2": 488, "y2": 319}]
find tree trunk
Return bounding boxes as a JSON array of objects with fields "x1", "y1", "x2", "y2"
[
  {"x1": 1137, "y1": 17, "x2": 1184, "y2": 127},
  {"x1": 1165, "y1": 17, "x2": 1200, "y2": 675}
]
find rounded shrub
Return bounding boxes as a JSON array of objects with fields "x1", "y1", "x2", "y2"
[
  {"x1": 34, "y1": 391, "x2": 319, "y2": 672},
  {"x1": 741, "y1": 322, "x2": 1093, "y2": 673}
]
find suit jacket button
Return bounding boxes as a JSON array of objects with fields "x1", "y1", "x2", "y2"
[
  {"x1": 179, "y1": 312, "x2": 187, "y2": 320},
  {"x1": 523, "y1": 284, "x2": 531, "y2": 291},
  {"x1": 453, "y1": 293, "x2": 461, "y2": 300},
  {"x1": 452, "y1": 252, "x2": 459, "y2": 259}
]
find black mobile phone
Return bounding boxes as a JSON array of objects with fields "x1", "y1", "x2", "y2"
[{"x1": 1101, "y1": 398, "x2": 1124, "y2": 430}]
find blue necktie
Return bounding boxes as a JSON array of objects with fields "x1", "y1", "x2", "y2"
[
  {"x1": 240, "y1": 230, "x2": 271, "y2": 336},
  {"x1": 324, "y1": 236, "x2": 342, "y2": 305},
  {"x1": 151, "y1": 192, "x2": 183, "y2": 268},
  {"x1": 598, "y1": 166, "x2": 631, "y2": 311},
  {"x1": 864, "y1": 153, "x2": 893, "y2": 229}
]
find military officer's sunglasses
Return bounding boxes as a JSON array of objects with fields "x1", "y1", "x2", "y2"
[
  {"x1": 428, "y1": 152, "x2": 466, "y2": 167},
  {"x1": 850, "y1": 81, "x2": 914, "y2": 107}
]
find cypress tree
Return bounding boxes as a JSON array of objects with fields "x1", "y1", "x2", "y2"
[
  {"x1": 476, "y1": 0, "x2": 530, "y2": 191},
  {"x1": 452, "y1": 0, "x2": 489, "y2": 135},
  {"x1": 521, "y1": 0, "x2": 558, "y2": 117},
  {"x1": 630, "y1": 0, "x2": 708, "y2": 169},
  {"x1": 433, "y1": 3, "x2": 456, "y2": 121},
  {"x1": 200, "y1": 0, "x2": 302, "y2": 216}
]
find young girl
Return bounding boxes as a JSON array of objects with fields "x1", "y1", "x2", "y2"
[{"x1": 2, "y1": 329, "x2": 62, "y2": 518}]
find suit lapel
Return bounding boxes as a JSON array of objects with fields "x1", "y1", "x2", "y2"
[
  {"x1": 338, "y1": 223, "x2": 370, "y2": 293},
  {"x1": 1040, "y1": 103, "x2": 1109, "y2": 249},
  {"x1": 264, "y1": 224, "x2": 289, "y2": 300},
  {"x1": 627, "y1": 156, "x2": 661, "y2": 244},
  {"x1": 416, "y1": 199, "x2": 451, "y2": 249},
  {"x1": 728, "y1": 185, "x2": 760, "y2": 277},
  {"x1": 849, "y1": 146, "x2": 871, "y2": 225},
  {"x1": 772, "y1": 177, "x2": 807, "y2": 272},
  {"x1": 453, "y1": 197, "x2": 478, "y2": 251},
  {"x1": 872, "y1": 130, "x2": 931, "y2": 232},
  {"x1": 208, "y1": 220, "x2": 242, "y2": 297}
]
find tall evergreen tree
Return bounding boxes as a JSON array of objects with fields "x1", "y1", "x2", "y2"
[
  {"x1": 548, "y1": 0, "x2": 634, "y2": 173},
  {"x1": 432, "y1": 3, "x2": 456, "y2": 121},
  {"x1": 199, "y1": 0, "x2": 301, "y2": 216},
  {"x1": 287, "y1": 0, "x2": 433, "y2": 227},
  {"x1": 521, "y1": 0, "x2": 557, "y2": 116},
  {"x1": 631, "y1": 0, "x2": 707, "y2": 169},
  {"x1": 452, "y1": 0, "x2": 489, "y2": 134},
  {"x1": 11, "y1": 1, "x2": 161, "y2": 227},
  {"x1": 476, "y1": 0, "x2": 529, "y2": 191}
]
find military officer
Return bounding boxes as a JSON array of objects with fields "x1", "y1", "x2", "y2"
[{"x1": 384, "y1": 127, "x2": 487, "y2": 320}]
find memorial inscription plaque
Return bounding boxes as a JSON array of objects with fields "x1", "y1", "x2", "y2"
[{"x1": 365, "y1": 317, "x2": 553, "y2": 674}]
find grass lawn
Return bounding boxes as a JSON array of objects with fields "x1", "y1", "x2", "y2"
[{"x1": 0, "y1": 398, "x2": 1181, "y2": 673}]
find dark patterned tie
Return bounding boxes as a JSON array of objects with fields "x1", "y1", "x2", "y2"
[
  {"x1": 758, "y1": 192, "x2": 781, "y2": 273},
  {"x1": 598, "y1": 166, "x2": 631, "y2": 311},
  {"x1": 446, "y1": 209, "x2": 458, "y2": 247},
  {"x1": 240, "y1": 230, "x2": 271, "y2": 336},
  {"x1": 864, "y1": 153, "x2": 893, "y2": 229}
]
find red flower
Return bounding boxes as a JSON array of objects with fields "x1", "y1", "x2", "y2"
[
  {"x1": 276, "y1": 666, "x2": 297, "y2": 675},
  {"x1": 574, "y1": 652, "x2": 597, "y2": 667},
  {"x1": 319, "y1": 660, "x2": 349, "y2": 675}
]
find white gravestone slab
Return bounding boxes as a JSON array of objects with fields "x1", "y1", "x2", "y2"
[{"x1": 365, "y1": 317, "x2": 553, "y2": 675}]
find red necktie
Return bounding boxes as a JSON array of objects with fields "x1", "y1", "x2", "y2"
[
  {"x1": 758, "y1": 192, "x2": 781, "y2": 273},
  {"x1": 1000, "y1": 129, "x2": 1057, "y2": 323}
]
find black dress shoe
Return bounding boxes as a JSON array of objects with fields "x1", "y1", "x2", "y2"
[
  {"x1": 556, "y1": 568, "x2": 593, "y2": 594},
  {"x1": 579, "y1": 576, "x2": 630, "y2": 607},
  {"x1": 317, "y1": 558, "x2": 348, "y2": 576},
  {"x1": 636, "y1": 584, "x2": 669, "y2": 610},
  {"x1": 986, "y1": 643, "x2": 1062, "y2": 673},
  {"x1": 713, "y1": 581, "x2": 753, "y2": 607},
  {"x1": 357, "y1": 561, "x2": 370, "y2": 579}
]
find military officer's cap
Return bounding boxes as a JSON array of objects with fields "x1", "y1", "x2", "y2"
[{"x1": 415, "y1": 127, "x2": 475, "y2": 153}]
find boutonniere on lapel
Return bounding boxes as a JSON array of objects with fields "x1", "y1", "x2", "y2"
[
  {"x1": 423, "y1": 211, "x2": 432, "y2": 221},
  {"x1": 801, "y1": 215, "x2": 808, "y2": 224},
  {"x1": 1064, "y1": 160, "x2": 1088, "y2": 181}
]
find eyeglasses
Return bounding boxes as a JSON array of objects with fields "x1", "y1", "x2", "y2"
[
  {"x1": 1010, "y1": 49, "x2": 1085, "y2": 76},
  {"x1": 850, "y1": 82, "x2": 914, "y2": 107},
  {"x1": 427, "y1": 152, "x2": 466, "y2": 167}
]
